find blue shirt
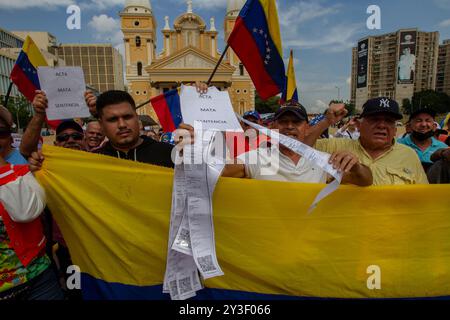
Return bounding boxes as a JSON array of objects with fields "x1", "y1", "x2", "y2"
[
  {"x1": 397, "y1": 135, "x2": 448, "y2": 164},
  {"x1": 4, "y1": 149, "x2": 28, "y2": 165}
]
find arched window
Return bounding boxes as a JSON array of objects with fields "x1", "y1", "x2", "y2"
[
  {"x1": 137, "y1": 62, "x2": 142, "y2": 76},
  {"x1": 136, "y1": 36, "x2": 141, "y2": 47},
  {"x1": 239, "y1": 63, "x2": 244, "y2": 76}
]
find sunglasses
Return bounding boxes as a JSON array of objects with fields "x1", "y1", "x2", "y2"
[
  {"x1": 0, "y1": 128, "x2": 11, "y2": 139},
  {"x1": 56, "y1": 132, "x2": 84, "y2": 142}
]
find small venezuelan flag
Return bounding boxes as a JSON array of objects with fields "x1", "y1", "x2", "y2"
[
  {"x1": 10, "y1": 36, "x2": 62, "y2": 129},
  {"x1": 150, "y1": 89, "x2": 183, "y2": 132},
  {"x1": 10, "y1": 36, "x2": 47, "y2": 102}
]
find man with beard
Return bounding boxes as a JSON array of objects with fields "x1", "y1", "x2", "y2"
[{"x1": 397, "y1": 108, "x2": 447, "y2": 171}]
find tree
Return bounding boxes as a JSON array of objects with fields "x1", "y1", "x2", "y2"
[
  {"x1": 0, "y1": 94, "x2": 33, "y2": 132},
  {"x1": 402, "y1": 98, "x2": 412, "y2": 115},
  {"x1": 404, "y1": 90, "x2": 450, "y2": 115},
  {"x1": 255, "y1": 92, "x2": 280, "y2": 114}
]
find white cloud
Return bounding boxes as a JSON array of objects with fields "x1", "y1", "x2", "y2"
[
  {"x1": 88, "y1": 14, "x2": 123, "y2": 46},
  {"x1": 434, "y1": 0, "x2": 450, "y2": 9},
  {"x1": 279, "y1": 1, "x2": 341, "y2": 27},
  {"x1": 88, "y1": 14, "x2": 119, "y2": 34},
  {"x1": 285, "y1": 23, "x2": 363, "y2": 52},
  {"x1": 0, "y1": 0, "x2": 73, "y2": 9},
  {"x1": 314, "y1": 99, "x2": 329, "y2": 112},
  {"x1": 439, "y1": 19, "x2": 450, "y2": 27}
]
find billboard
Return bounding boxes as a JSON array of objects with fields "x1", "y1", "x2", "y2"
[
  {"x1": 398, "y1": 31, "x2": 417, "y2": 84},
  {"x1": 357, "y1": 39, "x2": 369, "y2": 88}
]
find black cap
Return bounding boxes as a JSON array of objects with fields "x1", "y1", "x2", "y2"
[
  {"x1": 360, "y1": 97, "x2": 403, "y2": 120},
  {"x1": 56, "y1": 120, "x2": 84, "y2": 135},
  {"x1": 274, "y1": 104, "x2": 308, "y2": 122},
  {"x1": 409, "y1": 108, "x2": 436, "y2": 121}
]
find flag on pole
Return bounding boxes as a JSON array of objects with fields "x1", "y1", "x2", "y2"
[
  {"x1": 10, "y1": 36, "x2": 47, "y2": 102},
  {"x1": 150, "y1": 89, "x2": 182, "y2": 132},
  {"x1": 227, "y1": 0, "x2": 286, "y2": 100},
  {"x1": 10, "y1": 36, "x2": 62, "y2": 129},
  {"x1": 281, "y1": 49, "x2": 299, "y2": 104},
  {"x1": 440, "y1": 112, "x2": 450, "y2": 130}
]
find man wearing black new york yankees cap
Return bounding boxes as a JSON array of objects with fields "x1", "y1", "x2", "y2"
[{"x1": 314, "y1": 97, "x2": 429, "y2": 185}]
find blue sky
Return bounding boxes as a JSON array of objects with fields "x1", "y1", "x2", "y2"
[{"x1": 1, "y1": 0, "x2": 450, "y2": 113}]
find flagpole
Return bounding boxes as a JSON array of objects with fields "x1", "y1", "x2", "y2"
[
  {"x1": 136, "y1": 44, "x2": 231, "y2": 110},
  {"x1": 3, "y1": 82, "x2": 13, "y2": 107},
  {"x1": 207, "y1": 43, "x2": 230, "y2": 85}
]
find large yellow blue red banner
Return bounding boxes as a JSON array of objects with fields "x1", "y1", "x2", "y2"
[{"x1": 37, "y1": 145, "x2": 450, "y2": 300}]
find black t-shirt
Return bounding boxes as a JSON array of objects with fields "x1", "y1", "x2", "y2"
[{"x1": 96, "y1": 136, "x2": 174, "y2": 168}]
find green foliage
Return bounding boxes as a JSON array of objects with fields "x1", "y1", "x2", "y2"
[
  {"x1": 403, "y1": 90, "x2": 450, "y2": 115},
  {"x1": 255, "y1": 92, "x2": 280, "y2": 114},
  {"x1": 0, "y1": 94, "x2": 33, "y2": 132}
]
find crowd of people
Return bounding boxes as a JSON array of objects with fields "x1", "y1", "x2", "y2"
[{"x1": 1, "y1": 82, "x2": 450, "y2": 300}]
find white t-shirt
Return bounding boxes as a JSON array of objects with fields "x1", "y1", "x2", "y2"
[{"x1": 237, "y1": 145, "x2": 327, "y2": 183}]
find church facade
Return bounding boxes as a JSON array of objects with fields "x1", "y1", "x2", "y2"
[{"x1": 120, "y1": 0, "x2": 255, "y2": 121}]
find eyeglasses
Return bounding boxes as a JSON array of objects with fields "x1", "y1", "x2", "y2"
[
  {"x1": 0, "y1": 128, "x2": 11, "y2": 139},
  {"x1": 56, "y1": 132, "x2": 84, "y2": 142}
]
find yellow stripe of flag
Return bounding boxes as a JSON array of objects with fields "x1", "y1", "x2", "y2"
[{"x1": 23, "y1": 36, "x2": 48, "y2": 68}]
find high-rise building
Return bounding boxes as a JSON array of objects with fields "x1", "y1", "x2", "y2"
[
  {"x1": 51, "y1": 44, "x2": 125, "y2": 92},
  {"x1": 351, "y1": 29, "x2": 440, "y2": 112},
  {"x1": 437, "y1": 40, "x2": 450, "y2": 96},
  {"x1": 120, "y1": 0, "x2": 254, "y2": 118},
  {"x1": 0, "y1": 27, "x2": 24, "y2": 48}
]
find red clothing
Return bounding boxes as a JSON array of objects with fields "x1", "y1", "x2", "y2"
[{"x1": 0, "y1": 164, "x2": 46, "y2": 267}]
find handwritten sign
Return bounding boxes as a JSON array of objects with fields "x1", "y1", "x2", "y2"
[
  {"x1": 180, "y1": 86, "x2": 243, "y2": 132},
  {"x1": 37, "y1": 67, "x2": 91, "y2": 121}
]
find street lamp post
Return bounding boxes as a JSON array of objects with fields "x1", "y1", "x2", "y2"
[{"x1": 335, "y1": 86, "x2": 341, "y2": 101}]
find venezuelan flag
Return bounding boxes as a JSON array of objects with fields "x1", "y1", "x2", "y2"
[
  {"x1": 281, "y1": 50, "x2": 299, "y2": 103},
  {"x1": 150, "y1": 89, "x2": 182, "y2": 132},
  {"x1": 10, "y1": 36, "x2": 47, "y2": 102},
  {"x1": 440, "y1": 113, "x2": 450, "y2": 130},
  {"x1": 228, "y1": 0, "x2": 285, "y2": 100},
  {"x1": 37, "y1": 146, "x2": 450, "y2": 300},
  {"x1": 10, "y1": 36, "x2": 62, "y2": 129}
]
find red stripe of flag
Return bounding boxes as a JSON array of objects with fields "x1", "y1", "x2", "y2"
[
  {"x1": 10, "y1": 64, "x2": 38, "y2": 102},
  {"x1": 150, "y1": 93, "x2": 177, "y2": 132}
]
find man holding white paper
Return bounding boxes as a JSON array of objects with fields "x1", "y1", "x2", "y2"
[{"x1": 222, "y1": 101, "x2": 373, "y2": 186}]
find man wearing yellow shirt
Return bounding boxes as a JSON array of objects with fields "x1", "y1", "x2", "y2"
[{"x1": 314, "y1": 97, "x2": 428, "y2": 185}]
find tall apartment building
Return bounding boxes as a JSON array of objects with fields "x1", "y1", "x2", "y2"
[
  {"x1": 437, "y1": 39, "x2": 450, "y2": 96},
  {"x1": 50, "y1": 44, "x2": 125, "y2": 92},
  {"x1": 351, "y1": 29, "x2": 440, "y2": 111}
]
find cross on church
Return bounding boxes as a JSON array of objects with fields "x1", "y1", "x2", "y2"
[{"x1": 187, "y1": 0, "x2": 193, "y2": 13}]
